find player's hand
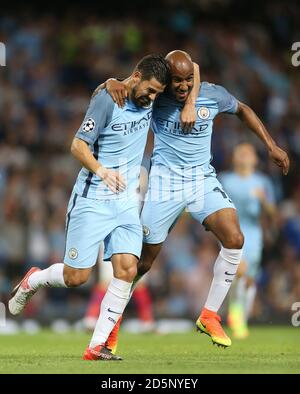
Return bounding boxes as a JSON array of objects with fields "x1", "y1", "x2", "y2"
[
  {"x1": 96, "y1": 166, "x2": 126, "y2": 194},
  {"x1": 268, "y1": 145, "x2": 290, "y2": 175},
  {"x1": 180, "y1": 103, "x2": 196, "y2": 133},
  {"x1": 106, "y1": 79, "x2": 128, "y2": 108}
]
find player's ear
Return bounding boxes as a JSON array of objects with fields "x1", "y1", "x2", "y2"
[{"x1": 132, "y1": 70, "x2": 142, "y2": 83}]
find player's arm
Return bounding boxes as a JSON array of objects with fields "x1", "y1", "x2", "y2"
[
  {"x1": 71, "y1": 138, "x2": 125, "y2": 193},
  {"x1": 71, "y1": 92, "x2": 126, "y2": 193},
  {"x1": 180, "y1": 62, "x2": 201, "y2": 131},
  {"x1": 236, "y1": 101, "x2": 290, "y2": 175},
  {"x1": 95, "y1": 79, "x2": 128, "y2": 107}
]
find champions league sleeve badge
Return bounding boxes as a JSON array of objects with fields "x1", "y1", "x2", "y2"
[{"x1": 82, "y1": 118, "x2": 96, "y2": 132}]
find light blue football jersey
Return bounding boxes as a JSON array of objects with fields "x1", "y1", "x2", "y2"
[
  {"x1": 151, "y1": 81, "x2": 238, "y2": 178},
  {"x1": 73, "y1": 90, "x2": 152, "y2": 200}
]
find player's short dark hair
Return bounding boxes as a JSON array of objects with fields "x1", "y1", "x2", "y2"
[{"x1": 135, "y1": 54, "x2": 170, "y2": 86}]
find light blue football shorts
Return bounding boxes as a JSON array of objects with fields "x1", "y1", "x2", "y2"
[
  {"x1": 64, "y1": 192, "x2": 143, "y2": 268},
  {"x1": 240, "y1": 225, "x2": 263, "y2": 279},
  {"x1": 141, "y1": 170, "x2": 235, "y2": 245}
]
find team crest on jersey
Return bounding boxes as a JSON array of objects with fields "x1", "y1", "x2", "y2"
[
  {"x1": 197, "y1": 107, "x2": 210, "y2": 119},
  {"x1": 143, "y1": 226, "x2": 150, "y2": 237},
  {"x1": 68, "y1": 248, "x2": 78, "y2": 260},
  {"x1": 82, "y1": 118, "x2": 95, "y2": 132}
]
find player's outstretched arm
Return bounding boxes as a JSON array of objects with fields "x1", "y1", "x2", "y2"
[
  {"x1": 236, "y1": 101, "x2": 290, "y2": 175},
  {"x1": 70, "y1": 137, "x2": 126, "y2": 193}
]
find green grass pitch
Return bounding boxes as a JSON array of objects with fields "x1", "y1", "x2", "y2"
[{"x1": 0, "y1": 326, "x2": 299, "y2": 374}]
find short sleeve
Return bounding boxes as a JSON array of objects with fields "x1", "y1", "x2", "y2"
[
  {"x1": 75, "y1": 90, "x2": 114, "y2": 145},
  {"x1": 212, "y1": 84, "x2": 238, "y2": 114}
]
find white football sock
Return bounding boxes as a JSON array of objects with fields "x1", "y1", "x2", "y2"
[
  {"x1": 28, "y1": 263, "x2": 67, "y2": 290},
  {"x1": 90, "y1": 277, "x2": 132, "y2": 348},
  {"x1": 245, "y1": 284, "x2": 256, "y2": 321},
  {"x1": 205, "y1": 247, "x2": 243, "y2": 313}
]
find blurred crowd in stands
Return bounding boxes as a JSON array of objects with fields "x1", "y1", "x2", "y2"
[{"x1": 0, "y1": 1, "x2": 300, "y2": 325}]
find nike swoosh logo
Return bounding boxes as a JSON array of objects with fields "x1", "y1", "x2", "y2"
[
  {"x1": 225, "y1": 271, "x2": 235, "y2": 276},
  {"x1": 108, "y1": 308, "x2": 122, "y2": 314}
]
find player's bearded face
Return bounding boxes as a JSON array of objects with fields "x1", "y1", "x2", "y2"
[
  {"x1": 131, "y1": 84, "x2": 152, "y2": 108},
  {"x1": 131, "y1": 78, "x2": 165, "y2": 108}
]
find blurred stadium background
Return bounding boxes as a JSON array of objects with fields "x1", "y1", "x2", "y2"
[{"x1": 0, "y1": 0, "x2": 300, "y2": 333}]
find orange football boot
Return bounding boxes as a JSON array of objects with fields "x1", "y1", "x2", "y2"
[
  {"x1": 196, "y1": 307, "x2": 232, "y2": 348},
  {"x1": 83, "y1": 344, "x2": 122, "y2": 361}
]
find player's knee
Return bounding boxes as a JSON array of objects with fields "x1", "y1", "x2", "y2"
[
  {"x1": 114, "y1": 265, "x2": 137, "y2": 282},
  {"x1": 235, "y1": 232, "x2": 245, "y2": 249},
  {"x1": 222, "y1": 230, "x2": 244, "y2": 250},
  {"x1": 64, "y1": 270, "x2": 89, "y2": 287}
]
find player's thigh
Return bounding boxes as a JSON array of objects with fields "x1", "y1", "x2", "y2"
[
  {"x1": 64, "y1": 193, "x2": 114, "y2": 269},
  {"x1": 204, "y1": 208, "x2": 244, "y2": 249},
  {"x1": 140, "y1": 242, "x2": 163, "y2": 265},
  {"x1": 188, "y1": 178, "x2": 243, "y2": 248},
  {"x1": 141, "y1": 197, "x2": 186, "y2": 244}
]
